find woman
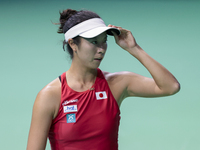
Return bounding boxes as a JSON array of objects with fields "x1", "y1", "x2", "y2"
[{"x1": 27, "y1": 9, "x2": 180, "y2": 150}]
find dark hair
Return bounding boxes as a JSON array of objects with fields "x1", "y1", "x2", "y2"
[{"x1": 57, "y1": 9, "x2": 101, "y2": 59}]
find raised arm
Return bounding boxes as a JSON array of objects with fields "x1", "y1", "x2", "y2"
[
  {"x1": 108, "y1": 25, "x2": 180, "y2": 102},
  {"x1": 27, "y1": 79, "x2": 60, "y2": 150}
]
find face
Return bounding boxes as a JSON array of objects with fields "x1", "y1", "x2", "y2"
[{"x1": 74, "y1": 32, "x2": 108, "y2": 69}]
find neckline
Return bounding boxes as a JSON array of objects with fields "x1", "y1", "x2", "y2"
[{"x1": 64, "y1": 68, "x2": 99, "y2": 93}]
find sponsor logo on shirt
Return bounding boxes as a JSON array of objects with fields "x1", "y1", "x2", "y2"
[
  {"x1": 66, "y1": 113, "x2": 76, "y2": 123},
  {"x1": 64, "y1": 105, "x2": 78, "y2": 113},
  {"x1": 95, "y1": 91, "x2": 107, "y2": 100},
  {"x1": 62, "y1": 99, "x2": 78, "y2": 106}
]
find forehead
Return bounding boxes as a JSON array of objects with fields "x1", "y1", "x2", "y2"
[{"x1": 96, "y1": 32, "x2": 107, "y2": 39}]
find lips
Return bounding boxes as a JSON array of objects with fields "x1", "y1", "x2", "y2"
[{"x1": 94, "y1": 58, "x2": 102, "y2": 61}]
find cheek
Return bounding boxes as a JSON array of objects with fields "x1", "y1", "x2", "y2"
[
  {"x1": 81, "y1": 46, "x2": 96, "y2": 59},
  {"x1": 79, "y1": 43, "x2": 96, "y2": 54}
]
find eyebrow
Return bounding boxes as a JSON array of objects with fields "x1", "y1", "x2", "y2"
[{"x1": 101, "y1": 35, "x2": 108, "y2": 40}]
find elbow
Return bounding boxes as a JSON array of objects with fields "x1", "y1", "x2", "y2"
[{"x1": 167, "y1": 82, "x2": 181, "y2": 96}]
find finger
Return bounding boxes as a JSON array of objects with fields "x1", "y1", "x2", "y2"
[
  {"x1": 111, "y1": 31, "x2": 119, "y2": 42},
  {"x1": 111, "y1": 30, "x2": 117, "y2": 36},
  {"x1": 113, "y1": 25, "x2": 122, "y2": 29},
  {"x1": 108, "y1": 24, "x2": 122, "y2": 29}
]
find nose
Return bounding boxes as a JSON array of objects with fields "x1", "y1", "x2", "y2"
[
  {"x1": 97, "y1": 47, "x2": 105, "y2": 54},
  {"x1": 97, "y1": 43, "x2": 107, "y2": 54}
]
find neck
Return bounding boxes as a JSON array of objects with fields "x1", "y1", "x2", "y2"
[{"x1": 67, "y1": 62, "x2": 97, "y2": 84}]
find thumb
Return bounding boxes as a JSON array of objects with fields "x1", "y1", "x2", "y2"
[
  {"x1": 111, "y1": 31, "x2": 118, "y2": 42},
  {"x1": 111, "y1": 30, "x2": 117, "y2": 36}
]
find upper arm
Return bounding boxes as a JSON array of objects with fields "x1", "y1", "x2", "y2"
[
  {"x1": 105, "y1": 71, "x2": 170, "y2": 103},
  {"x1": 27, "y1": 80, "x2": 61, "y2": 150},
  {"x1": 119, "y1": 71, "x2": 174, "y2": 98},
  {"x1": 125, "y1": 72, "x2": 164, "y2": 97}
]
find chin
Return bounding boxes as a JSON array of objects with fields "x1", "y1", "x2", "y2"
[{"x1": 90, "y1": 64, "x2": 101, "y2": 70}]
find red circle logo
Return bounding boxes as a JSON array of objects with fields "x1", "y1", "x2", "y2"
[{"x1": 99, "y1": 93, "x2": 103, "y2": 98}]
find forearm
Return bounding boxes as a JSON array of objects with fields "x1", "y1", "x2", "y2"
[{"x1": 128, "y1": 45, "x2": 180, "y2": 95}]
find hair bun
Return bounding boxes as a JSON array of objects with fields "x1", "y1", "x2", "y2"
[{"x1": 58, "y1": 9, "x2": 77, "y2": 33}]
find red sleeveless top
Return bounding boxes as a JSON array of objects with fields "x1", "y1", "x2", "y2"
[{"x1": 48, "y1": 68, "x2": 120, "y2": 150}]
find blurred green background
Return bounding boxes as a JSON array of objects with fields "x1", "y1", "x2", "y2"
[{"x1": 0, "y1": 0, "x2": 200, "y2": 149}]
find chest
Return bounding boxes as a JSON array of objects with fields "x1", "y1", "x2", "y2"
[{"x1": 51, "y1": 85, "x2": 120, "y2": 141}]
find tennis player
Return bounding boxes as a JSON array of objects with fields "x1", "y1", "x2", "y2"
[{"x1": 27, "y1": 9, "x2": 180, "y2": 150}]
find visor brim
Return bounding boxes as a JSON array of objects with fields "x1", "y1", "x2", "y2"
[{"x1": 79, "y1": 27, "x2": 120, "y2": 38}]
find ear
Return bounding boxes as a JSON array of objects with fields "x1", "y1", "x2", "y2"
[{"x1": 68, "y1": 38, "x2": 78, "y2": 52}]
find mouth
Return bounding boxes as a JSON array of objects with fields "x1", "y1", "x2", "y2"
[{"x1": 94, "y1": 58, "x2": 103, "y2": 61}]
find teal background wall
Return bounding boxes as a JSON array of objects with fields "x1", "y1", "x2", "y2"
[{"x1": 0, "y1": 0, "x2": 200, "y2": 149}]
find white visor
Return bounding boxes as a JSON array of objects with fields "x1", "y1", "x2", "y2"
[{"x1": 64, "y1": 18, "x2": 120, "y2": 42}]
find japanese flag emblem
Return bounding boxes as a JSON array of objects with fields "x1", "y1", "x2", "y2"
[{"x1": 95, "y1": 91, "x2": 107, "y2": 100}]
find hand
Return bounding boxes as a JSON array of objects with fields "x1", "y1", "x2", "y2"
[{"x1": 108, "y1": 25, "x2": 137, "y2": 52}]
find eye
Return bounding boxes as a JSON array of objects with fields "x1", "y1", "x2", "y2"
[{"x1": 91, "y1": 41, "x2": 98, "y2": 45}]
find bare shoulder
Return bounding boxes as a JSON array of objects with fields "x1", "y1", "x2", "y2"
[
  {"x1": 102, "y1": 70, "x2": 140, "y2": 83},
  {"x1": 27, "y1": 78, "x2": 61, "y2": 150},
  {"x1": 102, "y1": 71, "x2": 139, "y2": 106},
  {"x1": 34, "y1": 78, "x2": 61, "y2": 119}
]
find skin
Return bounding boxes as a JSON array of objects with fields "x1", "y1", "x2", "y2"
[{"x1": 27, "y1": 26, "x2": 180, "y2": 150}]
